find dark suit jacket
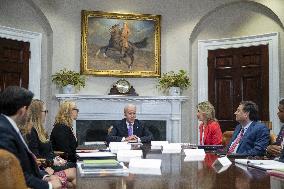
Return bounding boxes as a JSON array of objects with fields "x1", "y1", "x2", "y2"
[
  {"x1": 0, "y1": 115, "x2": 49, "y2": 189},
  {"x1": 107, "y1": 119, "x2": 153, "y2": 143},
  {"x1": 50, "y1": 123, "x2": 78, "y2": 163},
  {"x1": 226, "y1": 121, "x2": 270, "y2": 156},
  {"x1": 25, "y1": 127, "x2": 54, "y2": 160}
]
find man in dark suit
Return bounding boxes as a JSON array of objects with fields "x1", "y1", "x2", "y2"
[
  {"x1": 226, "y1": 101, "x2": 270, "y2": 156},
  {"x1": 0, "y1": 86, "x2": 61, "y2": 189},
  {"x1": 267, "y1": 99, "x2": 284, "y2": 158},
  {"x1": 107, "y1": 104, "x2": 153, "y2": 143}
]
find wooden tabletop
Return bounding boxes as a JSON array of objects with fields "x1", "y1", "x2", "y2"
[{"x1": 77, "y1": 146, "x2": 284, "y2": 189}]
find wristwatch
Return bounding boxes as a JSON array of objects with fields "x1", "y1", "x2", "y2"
[{"x1": 115, "y1": 79, "x2": 131, "y2": 94}]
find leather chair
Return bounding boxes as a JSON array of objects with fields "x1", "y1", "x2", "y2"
[
  {"x1": 222, "y1": 121, "x2": 276, "y2": 147},
  {"x1": 0, "y1": 149, "x2": 28, "y2": 189},
  {"x1": 222, "y1": 131, "x2": 234, "y2": 146}
]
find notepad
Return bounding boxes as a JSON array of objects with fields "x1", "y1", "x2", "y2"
[{"x1": 82, "y1": 159, "x2": 122, "y2": 169}]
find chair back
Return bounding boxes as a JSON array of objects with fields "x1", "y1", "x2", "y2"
[
  {"x1": 222, "y1": 131, "x2": 234, "y2": 146},
  {"x1": 0, "y1": 149, "x2": 27, "y2": 189},
  {"x1": 260, "y1": 121, "x2": 272, "y2": 130}
]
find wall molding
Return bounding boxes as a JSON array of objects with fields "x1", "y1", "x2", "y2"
[{"x1": 198, "y1": 33, "x2": 280, "y2": 133}]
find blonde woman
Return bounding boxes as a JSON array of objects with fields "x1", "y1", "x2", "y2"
[
  {"x1": 197, "y1": 101, "x2": 222, "y2": 145},
  {"x1": 23, "y1": 99, "x2": 76, "y2": 188},
  {"x1": 50, "y1": 101, "x2": 78, "y2": 163}
]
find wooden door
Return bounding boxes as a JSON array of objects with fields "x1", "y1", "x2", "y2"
[
  {"x1": 208, "y1": 45, "x2": 269, "y2": 132},
  {"x1": 0, "y1": 38, "x2": 30, "y2": 91}
]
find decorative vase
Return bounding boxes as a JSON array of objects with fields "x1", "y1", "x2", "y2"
[
  {"x1": 62, "y1": 84, "x2": 75, "y2": 94},
  {"x1": 168, "y1": 87, "x2": 181, "y2": 96}
]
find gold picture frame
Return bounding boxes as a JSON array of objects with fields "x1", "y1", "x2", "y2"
[{"x1": 81, "y1": 10, "x2": 161, "y2": 77}]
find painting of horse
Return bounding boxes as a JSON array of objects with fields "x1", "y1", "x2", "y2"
[{"x1": 81, "y1": 10, "x2": 161, "y2": 77}]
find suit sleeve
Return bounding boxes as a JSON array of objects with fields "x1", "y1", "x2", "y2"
[
  {"x1": 140, "y1": 126, "x2": 153, "y2": 143},
  {"x1": 26, "y1": 128, "x2": 41, "y2": 158},
  {"x1": 107, "y1": 123, "x2": 124, "y2": 142},
  {"x1": 240, "y1": 125, "x2": 270, "y2": 156},
  {"x1": 0, "y1": 129, "x2": 49, "y2": 189},
  {"x1": 50, "y1": 125, "x2": 77, "y2": 162}
]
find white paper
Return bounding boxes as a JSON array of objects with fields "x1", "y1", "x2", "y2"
[
  {"x1": 117, "y1": 150, "x2": 142, "y2": 162},
  {"x1": 217, "y1": 156, "x2": 232, "y2": 167},
  {"x1": 235, "y1": 159, "x2": 284, "y2": 170},
  {"x1": 162, "y1": 143, "x2": 181, "y2": 153},
  {"x1": 184, "y1": 155, "x2": 205, "y2": 162},
  {"x1": 84, "y1": 141, "x2": 106, "y2": 145},
  {"x1": 151, "y1": 141, "x2": 169, "y2": 150},
  {"x1": 76, "y1": 152, "x2": 116, "y2": 158},
  {"x1": 129, "y1": 159, "x2": 162, "y2": 175},
  {"x1": 129, "y1": 159, "x2": 161, "y2": 169},
  {"x1": 109, "y1": 142, "x2": 131, "y2": 153},
  {"x1": 184, "y1": 149, "x2": 205, "y2": 157}
]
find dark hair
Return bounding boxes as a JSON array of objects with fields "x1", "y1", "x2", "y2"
[
  {"x1": 280, "y1": 99, "x2": 284, "y2": 106},
  {"x1": 0, "y1": 86, "x2": 34, "y2": 116},
  {"x1": 240, "y1": 101, "x2": 259, "y2": 121}
]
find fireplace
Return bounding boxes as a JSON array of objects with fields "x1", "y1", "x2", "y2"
[
  {"x1": 76, "y1": 120, "x2": 166, "y2": 145},
  {"x1": 55, "y1": 94, "x2": 188, "y2": 142}
]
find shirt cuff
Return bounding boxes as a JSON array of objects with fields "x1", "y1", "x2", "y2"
[
  {"x1": 48, "y1": 182, "x2": 53, "y2": 189},
  {"x1": 137, "y1": 137, "x2": 141, "y2": 143},
  {"x1": 121, "y1": 137, "x2": 126, "y2": 142},
  {"x1": 43, "y1": 174, "x2": 50, "y2": 180}
]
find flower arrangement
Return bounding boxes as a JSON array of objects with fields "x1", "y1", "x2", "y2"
[
  {"x1": 157, "y1": 70, "x2": 191, "y2": 91},
  {"x1": 51, "y1": 68, "x2": 86, "y2": 90}
]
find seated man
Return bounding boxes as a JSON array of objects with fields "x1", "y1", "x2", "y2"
[
  {"x1": 267, "y1": 99, "x2": 284, "y2": 158},
  {"x1": 0, "y1": 86, "x2": 61, "y2": 189},
  {"x1": 226, "y1": 101, "x2": 270, "y2": 156},
  {"x1": 107, "y1": 104, "x2": 153, "y2": 143}
]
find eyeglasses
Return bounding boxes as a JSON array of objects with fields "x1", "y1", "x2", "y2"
[
  {"x1": 42, "y1": 110, "x2": 48, "y2": 114},
  {"x1": 72, "y1": 108, "x2": 79, "y2": 112}
]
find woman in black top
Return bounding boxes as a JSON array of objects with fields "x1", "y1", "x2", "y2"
[
  {"x1": 50, "y1": 100, "x2": 78, "y2": 163},
  {"x1": 22, "y1": 99, "x2": 76, "y2": 188}
]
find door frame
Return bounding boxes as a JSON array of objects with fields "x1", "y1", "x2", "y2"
[
  {"x1": 198, "y1": 32, "x2": 279, "y2": 134},
  {"x1": 0, "y1": 25, "x2": 42, "y2": 99}
]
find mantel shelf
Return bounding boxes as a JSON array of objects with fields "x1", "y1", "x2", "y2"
[
  {"x1": 55, "y1": 94, "x2": 188, "y2": 102},
  {"x1": 54, "y1": 94, "x2": 188, "y2": 142}
]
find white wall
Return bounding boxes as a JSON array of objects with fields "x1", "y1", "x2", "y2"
[{"x1": 0, "y1": 0, "x2": 283, "y2": 142}]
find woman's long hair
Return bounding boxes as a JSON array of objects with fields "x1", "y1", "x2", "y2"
[
  {"x1": 22, "y1": 99, "x2": 48, "y2": 143},
  {"x1": 54, "y1": 101, "x2": 75, "y2": 128},
  {"x1": 197, "y1": 101, "x2": 217, "y2": 124}
]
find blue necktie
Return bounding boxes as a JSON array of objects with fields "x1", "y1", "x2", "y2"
[{"x1": 128, "y1": 123, "x2": 133, "y2": 136}]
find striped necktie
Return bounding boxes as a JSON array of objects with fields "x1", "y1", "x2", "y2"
[{"x1": 228, "y1": 128, "x2": 244, "y2": 154}]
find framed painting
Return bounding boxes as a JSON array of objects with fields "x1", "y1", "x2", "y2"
[{"x1": 81, "y1": 10, "x2": 161, "y2": 77}]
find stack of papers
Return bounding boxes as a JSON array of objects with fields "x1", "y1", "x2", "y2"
[
  {"x1": 235, "y1": 159, "x2": 284, "y2": 170},
  {"x1": 183, "y1": 149, "x2": 206, "y2": 161},
  {"x1": 77, "y1": 162, "x2": 129, "y2": 177},
  {"x1": 162, "y1": 143, "x2": 181, "y2": 153},
  {"x1": 109, "y1": 142, "x2": 131, "y2": 153},
  {"x1": 82, "y1": 159, "x2": 122, "y2": 169},
  {"x1": 76, "y1": 152, "x2": 116, "y2": 160},
  {"x1": 117, "y1": 150, "x2": 142, "y2": 162},
  {"x1": 129, "y1": 159, "x2": 162, "y2": 175},
  {"x1": 151, "y1": 141, "x2": 169, "y2": 150}
]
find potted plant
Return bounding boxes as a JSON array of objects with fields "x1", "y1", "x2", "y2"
[
  {"x1": 52, "y1": 68, "x2": 86, "y2": 94},
  {"x1": 157, "y1": 69, "x2": 191, "y2": 96}
]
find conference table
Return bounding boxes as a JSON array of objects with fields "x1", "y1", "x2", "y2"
[{"x1": 76, "y1": 145, "x2": 284, "y2": 189}]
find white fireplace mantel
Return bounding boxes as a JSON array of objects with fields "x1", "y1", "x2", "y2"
[{"x1": 55, "y1": 94, "x2": 188, "y2": 142}]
